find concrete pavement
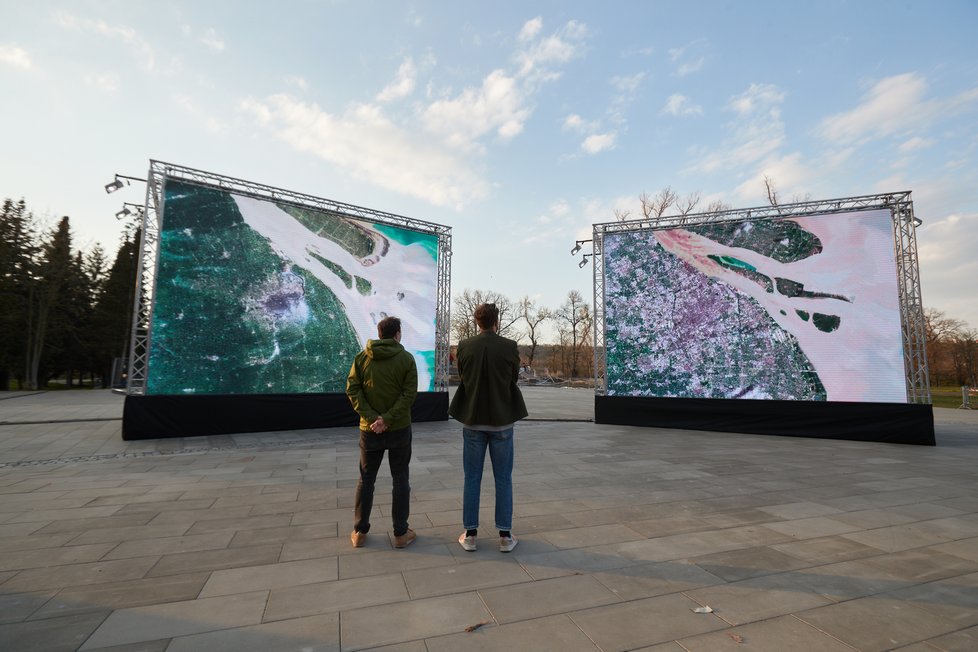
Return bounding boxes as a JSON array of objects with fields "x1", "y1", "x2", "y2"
[{"x1": 0, "y1": 389, "x2": 976, "y2": 651}]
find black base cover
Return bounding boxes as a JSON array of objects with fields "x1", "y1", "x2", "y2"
[
  {"x1": 123, "y1": 392, "x2": 449, "y2": 440},
  {"x1": 595, "y1": 395, "x2": 935, "y2": 445}
]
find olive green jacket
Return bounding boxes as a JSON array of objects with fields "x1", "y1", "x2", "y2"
[
  {"x1": 449, "y1": 331, "x2": 528, "y2": 427},
  {"x1": 346, "y1": 339, "x2": 418, "y2": 432}
]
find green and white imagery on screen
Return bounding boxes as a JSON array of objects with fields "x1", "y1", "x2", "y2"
[{"x1": 146, "y1": 180, "x2": 438, "y2": 395}]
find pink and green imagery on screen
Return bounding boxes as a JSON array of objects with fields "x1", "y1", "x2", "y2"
[{"x1": 603, "y1": 209, "x2": 906, "y2": 403}]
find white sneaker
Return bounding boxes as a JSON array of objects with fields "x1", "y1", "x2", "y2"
[
  {"x1": 499, "y1": 535, "x2": 518, "y2": 553},
  {"x1": 458, "y1": 532, "x2": 477, "y2": 551}
]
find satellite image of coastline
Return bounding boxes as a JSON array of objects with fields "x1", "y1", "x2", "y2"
[
  {"x1": 146, "y1": 180, "x2": 438, "y2": 395},
  {"x1": 604, "y1": 210, "x2": 906, "y2": 403}
]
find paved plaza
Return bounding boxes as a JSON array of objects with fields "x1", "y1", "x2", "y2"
[{"x1": 1, "y1": 388, "x2": 977, "y2": 651}]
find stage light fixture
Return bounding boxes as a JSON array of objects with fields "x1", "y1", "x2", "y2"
[
  {"x1": 578, "y1": 257, "x2": 589, "y2": 268},
  {"x1": 913, "y1": 217, "x2": 922, "y2": 227},
  {"x1": 115, "y1": 207, "x2": 131, "y2": 219},
  {"x1": 105, "y1": 178, "x2": 125, "y2": 194},
  {"x1": 104, "y1": 173, "x2": 147, "y2": 194},
  {"x1": 571, "y1": 239, "x2": 591, "y2": 256}
]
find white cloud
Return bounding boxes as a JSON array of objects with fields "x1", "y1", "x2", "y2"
[
  {"x1": 515, "y1": 19, "x2": 587, "y2": 81},
  {"x1": 611, "y1": 72, "x2": 645, "y2": 93},
  {"x1": 200, "y1": 28, "x2": 225, "y2": 53},
  {"x1": 820, "y1": 73, "x2": 929, "y2": 143},
  {"x1": 242, "y1": 18, "x2": 587, "y2": 209},
  {"x1": 917, "y1": 210, "x2": 978, "y2": 328},
  {"x1": 582, "y1": 132, "x2": 616, "y2": 154},
  {"x1": 240, "y1": 94, "x2": 489, "y2": 209},
  {"x1": 689, "y1": 83, "x2": 786, "y2": 173},
  {"x1": 0, "y1": 44, "x2": 32, "y2": 69},
  {"x1": 54, "y1": 11, "x2": 155, "y2": 71},
  {"x1": 818, "y1": 73, "x2": 978, "y2": 145},
  {"x1": 173, "y1": 94, "x2": 227, "y2": 133},
  {"x1": 898, "y1": 136, "x2": 934, "y2": 152},
  {"x1": 731, "y1": 153, "x2": 811, "y2": 202},
  {"x1": 661, "y1": 94, "x2": 702, "y2": 116},
  {"x1": 519, "y1": 16, "x2": 543, "y2": 42},
  {"x1": 84, "y1": 72, "x2": 119, "y2": 93},
  {"x1": 377, "y1": 57, "x2": 417, "y2": 102},
  {"x1": 421, "y1": 19, "x2": 586, "y2": 152},
  {"x1": 285, "y1": 75, "x2": 308, "y2": 90},
  {"x1": 729, "y1": 83, "x2": 785, "y2": 116},
  {"x1": 668, "y1": 39, "x2": 707, "y2": 76},
  {"x1": 676, "y1": 58, "x2": 704, "y2": 77},
  {"x1": 423, "y1": 70, "x2": 529, "y2": 150},
  {"x1": 563, "y1": 114, "x2": 585, "y2": 131},
  {"x1": 550, "y1": 199, "x2": 570, "y2": 216}
]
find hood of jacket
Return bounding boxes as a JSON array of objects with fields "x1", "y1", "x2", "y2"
[{"x1": 366, "y1": 338, "x2": 404, "y2": 360}]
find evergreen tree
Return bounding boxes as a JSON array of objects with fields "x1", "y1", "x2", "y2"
[
  {"x1": 25, "y1": 216, "x2": 73, "y2": 389},
  {"x1": 91, "y1": 232, "x2": 139, "y2": 386},
  {"x1": 0, "y1": 199, "x2": 39, "y2": 389}
]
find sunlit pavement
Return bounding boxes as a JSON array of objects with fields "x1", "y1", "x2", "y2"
[{"x1": 1, "y1": 389, "x2": 977, "y2": 651}]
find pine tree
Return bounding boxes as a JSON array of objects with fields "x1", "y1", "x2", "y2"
[
  {"x1": 25, "y1": 216, "x2": 73, "y2": 389},
  {"x1": 91, "y1": 232, "x2": 139, "y2": 386},
  {"x1": 0, "y1": 199, "x2": 39, "y2": 390}
]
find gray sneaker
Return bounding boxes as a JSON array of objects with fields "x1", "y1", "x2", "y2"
[
  {"x1": 499, "y1": 535, "x2": 518, "y2": 553},
  {"x1": 458, "y1": 532, "x2": 477, "y2": 551}
]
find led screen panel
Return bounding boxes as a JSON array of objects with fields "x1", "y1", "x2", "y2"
[
  {"x1": 603, "y1": 209, "x2": 906, "y2": 403},
  {"x1": 146, "y1": 179, "x2": 438, "y2": 395}
]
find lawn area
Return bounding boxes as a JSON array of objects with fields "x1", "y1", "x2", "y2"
[{"x1": 932, "y1": 385, "x2": 975, "y2": 409}]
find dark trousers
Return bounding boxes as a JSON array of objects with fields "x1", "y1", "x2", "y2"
[{"x1": 354, "y1": 425, "x2": 412, "y2": 537}]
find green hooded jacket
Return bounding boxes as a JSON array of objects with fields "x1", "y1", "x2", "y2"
[{"x1": 346, "y1": 338, "x2": 418, "y2": 432}]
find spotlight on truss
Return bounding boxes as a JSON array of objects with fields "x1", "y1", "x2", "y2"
[
  {"x1": 105, "y1": 178, "x2": 125, "y2": 194},
  {"x1": 571, "y1": 242, "x2": 582, "y2": 255},
  {"x1": 104, "y1": 173, "x2": 147, "y2": 194}
]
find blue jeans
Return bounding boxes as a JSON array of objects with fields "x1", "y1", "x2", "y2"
[{"x1": 462, "y1": 427, "x2": 514, "y2": 531}]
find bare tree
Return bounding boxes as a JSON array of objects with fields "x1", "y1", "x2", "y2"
[
  {"x1": 703, "y1": 199, "x2": 732, "y2": 214},
  {"x1": 640, "y1": 187, "x2": 677, "y2": 221},
  {"x1": 518, "y1": 296, "x2": 552, "y2": 368},
  {"x1": 764, "y1": 175, "x2": 811, "y2": 208},
  {"x1": 764, "y1": 175, "x2": 780, "y2": 207},
  {"x1": 451, "y1": 289, "x2": 519, "y2": 343},
  {"x1": 555, "y1": 290, "x2": 592, "y2": 378},
  {"x1": 676, "y1": 191, "x2": 702, "y2": 216},
  {"x1": 925, "y1": 308, "x2": 965, "y2": 343},
  {"x1": 613, "y1": 208, "x2": 631, "y2": 222}
]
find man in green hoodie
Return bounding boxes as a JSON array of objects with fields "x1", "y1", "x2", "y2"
[{"x1": 346, "y1": 316, "x2": 418, "y2": 549}]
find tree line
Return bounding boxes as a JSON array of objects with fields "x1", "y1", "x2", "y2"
[
  {"x1": 0, "y1": 198, "x2": 138, "y2": 390},
  {"x1": 2, "y1": 189, "x2": 974, "y2": 392},
  {"x1": 925, "y1": 309, "x2": 978, "y2": 387},
  {"x1": 451, "y1": 288, "x2": 594, "y2": 381}
]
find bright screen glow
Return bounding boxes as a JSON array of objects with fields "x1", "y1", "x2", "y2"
[
  {"x1": 603, "y1": 209, "x2": 906, "y2": 403},
  {"x1": 146, "y1": 179, "x2": 438, "y2": 394}
]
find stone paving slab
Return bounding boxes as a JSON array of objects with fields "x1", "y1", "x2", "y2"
[{"x1": 0, "y1": 389, "x2": 976, "y2": 650}]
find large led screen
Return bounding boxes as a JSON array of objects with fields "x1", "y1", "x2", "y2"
[
  {"x1": 146, "y1": 179, "x2": 438, "y2": 395},
  {"x1": 603, "y1": 209, "x2": 907, "y2": 403}
]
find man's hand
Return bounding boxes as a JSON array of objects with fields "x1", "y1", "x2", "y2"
[{"x1": 369, "y1": 416, "x2": 387, "y2": 434}]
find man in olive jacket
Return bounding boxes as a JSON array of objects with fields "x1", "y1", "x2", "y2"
[
  {"x1": 346, "y1": 316, "x2": 418, "y2": 549},
  {"x1": 449, "y1": 303, "x2": 528, "y2": 553}
]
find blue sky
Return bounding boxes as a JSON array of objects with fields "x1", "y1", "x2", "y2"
[{"x1": 2, "y1": 1, "x2": 976, "y2": 333}]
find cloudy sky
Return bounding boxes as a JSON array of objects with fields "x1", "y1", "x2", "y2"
[{"x1": 2, "y1": 1, "x2": 976, "y2": 331}]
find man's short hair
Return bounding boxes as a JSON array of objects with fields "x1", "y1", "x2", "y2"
[
  {"x1": 377, "y1": 316, "x2": 401, "y2": 339},
  {"x1": 474, "y1": 303, "x2": 499, "y2": 330}
]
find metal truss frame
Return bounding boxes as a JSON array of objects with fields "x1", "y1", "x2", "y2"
[
  {"x1": 126, "y1": 160, "x2": 452, "y2": 395},
  {"x1": 591, "y1": 191, "x2": 930, "y2": 404}
]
